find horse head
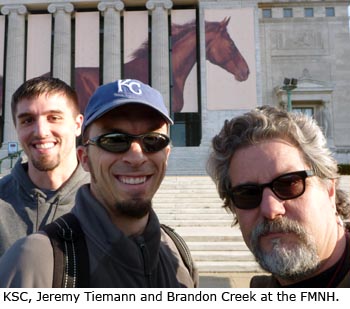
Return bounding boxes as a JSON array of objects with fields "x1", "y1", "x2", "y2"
[{"x1": 205, "y1": 17, "x2": 249, "y2": 82}]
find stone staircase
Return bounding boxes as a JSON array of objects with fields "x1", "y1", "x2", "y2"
[
  {"x1": 154, "y1": 175, "x2": 350, "y2": 274},
  {"x1": 2, "y1": 152, "x2": 349, "y2": 275},
  {"x1": 153, "y1": 175, "x2": 263, "y2": 273}
]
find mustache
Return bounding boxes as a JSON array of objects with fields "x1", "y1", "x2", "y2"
[{"x1": 252, "y1": 217, "x2": 306, "y2": 240}]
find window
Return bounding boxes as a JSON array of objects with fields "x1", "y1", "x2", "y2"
[
  {"x1": 304, "y1": 8, "x2": 314, "y2": 17},
  {"x1": 292, "y1": 107, "x2": 314, "y2": 118},
  {"x1": 262, "y1": 9, "x2": 272, "y2": 18},
  {"x1": 283, "y1": 8, "x2": 293, "y2": 18},
  {"x1": 326, "y1": 7, "x2": 335, "y2": 17}
]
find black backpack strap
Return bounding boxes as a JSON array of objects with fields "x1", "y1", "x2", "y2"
[
  {"x1": 160, "y1": 223, "x2": 194, "y2": 278},
  {"x1": 41, "y1": 213, "x2": 89, "y2": 288}
]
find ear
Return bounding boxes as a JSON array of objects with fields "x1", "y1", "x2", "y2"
[
  {"x1": 165, "y1": 144, "x2": 171, "y2": 162},
  {"x1": 75, "y1": 114, "x2": 84, "y2": 137},
  {"x1": 77, "y1": 145, "x2": 90, "y2": 172},
  {"x1": 327, "y1": 178, "x2": 336, "y2": 209},
  {"x1": 222, "y1": 16, "x2": 231, "y2": 27}
]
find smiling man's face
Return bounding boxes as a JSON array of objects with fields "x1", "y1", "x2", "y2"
[
  {"x1": 78, "y1": 104, "x2": 171, "y2": 219},
  {"x1": 15, "y1": 93, "x2": 82, "y2": 173}
]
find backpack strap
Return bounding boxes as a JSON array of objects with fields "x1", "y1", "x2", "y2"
[
  {"x1": 41, "y1": 213, "x2": 89, "y2": 288},
  {"x1": 160, "y1": 223, "x2": 194, "y2": 278}
]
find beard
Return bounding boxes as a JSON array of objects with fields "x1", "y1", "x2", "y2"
[
  {"x1": 32, "y1": 154, "x2": 60, "y2": 171},
  {"x1": 87, "y1": 157, "x2": 152, "y2": 219},
  {"x1": 114, "y1": 199, "x2": 152, "y2": 219},
  {"x1": 250, "y1": 217, "x2": 320, "y2": 282}
]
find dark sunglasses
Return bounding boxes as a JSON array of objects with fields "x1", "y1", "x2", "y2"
[
  {"x1": 84, "y1": 132, "x2": 170, "y2": 153},
  {"x1": 228, "y1": 170, "x2": 315, "y2": 210}
]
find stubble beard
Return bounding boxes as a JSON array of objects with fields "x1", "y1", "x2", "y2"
[
  {"x1": 32, "y1": 153, "x2": 61, "y2": 172},
  {"x1": 250, "y1": 217, "x2": 320, "y2": 282}
]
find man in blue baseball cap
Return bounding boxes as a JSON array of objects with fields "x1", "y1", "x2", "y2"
[{"x1": 0, "y1": 79, "x2": 198, "y2": 288}]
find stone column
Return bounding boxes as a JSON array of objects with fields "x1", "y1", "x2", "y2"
[
  {"x1": 146, "y1": 0, "x2": 173, "y2": 111},
  {"x1": 98, "y1": 1, "x2": 124, "y2": 84},
  {"x1": 48, "y1": 3, "x2": 74, "y2": 84},
  {"x1": 1, "y1": 5, "x2": 27, "y2": 144}
]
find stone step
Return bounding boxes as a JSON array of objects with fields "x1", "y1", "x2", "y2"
[
  {"x1": 159, "y1": 219, "x2": 232, "y2": 227},
  {"x1": 195, "y1": 261, "x2": 263, "y2": 273},
  {"x1": 155, "y1": 195, "x2": 220, "y2": 200},
  {"x1": 156, "y1": 185, "x2": 218, "y2": 190},
  {"x1": 173, "y1": 227, "x2": 243, "y2": 242},
  {"x1": 155, "y1": 208, "x2": 229, "y2": 214},
  {"x1": 157, "y1": 213, "x2": 231, "y2": 220},
  {"x1": 154, "y1": 198, "x2": 222, "y2": 204},
  {"x1": 157, "y1": 175, "x2": 216, "y2": 183},
  {"x1": 154, "y1": 202, "x2": 224, "y2": 209},
  {"x1": 187, "y1": 241, "x2": 248, "y2": 251},
  {"x1": 192, "y1": 251, "x2": 255, "y2": 262},
  {"x1": 182, "y1": 234, "x2": 242, "y2": 242}
]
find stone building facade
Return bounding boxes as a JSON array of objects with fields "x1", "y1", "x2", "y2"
[{"x1": 0, "y1": 0, "x2": 349, "y2": 174}]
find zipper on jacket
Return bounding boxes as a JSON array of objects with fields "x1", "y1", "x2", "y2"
[
  {"x1": 137, "y1": 237, "x2": 153, "y2": 287},
  {"x1": 33, "y1": 190, "x2": 61, "y2": 231},
  {"x1": 33, "y1": 189, "x2": 42, "y2": 232}
]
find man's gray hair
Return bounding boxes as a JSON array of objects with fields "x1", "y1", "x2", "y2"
[{"x1": 206, "y1": 105, "x2": 349, "y2": 223}]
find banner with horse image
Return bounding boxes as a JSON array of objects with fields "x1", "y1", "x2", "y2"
[
  {"x1": 171, "y1": 9, "x2": 198, "y2": 113},
  {"x1": 205, "y1": 8, "x2": 257, "y2": 110},
  {"x1": 122, "y1": 9, "x2": 199, "y2": 114},
  {"x1": 0, "y1": 7, "x2": 256, "y2": 116}
]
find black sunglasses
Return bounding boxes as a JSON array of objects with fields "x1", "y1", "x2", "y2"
[
  {"x1": 228, "y1": 170, "x2": 315, "y2": 210},
  {"x1": 84, "y1": 132, "x2": 170, "y2": 153}
]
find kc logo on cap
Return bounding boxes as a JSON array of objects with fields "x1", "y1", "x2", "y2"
[{"x1": 117, "y1": 79, "x2": 143, "y2": 95}]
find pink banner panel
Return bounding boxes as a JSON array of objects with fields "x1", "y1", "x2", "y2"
[
  {"x1": 171, "y1": 9, "x2": 198, "y2": 113},
  {"x1": 26, "y1": 14, "x2": 52, "y2": 80},
  {"x1": 123, "y1": 10, "x2": 149, "y2": 84},
  {"x1": 75, "y1": 12, "x2": 100, "y2": 111},
  {"x1": 204, "y1": 8, "x2": 257, "y2": 110}
]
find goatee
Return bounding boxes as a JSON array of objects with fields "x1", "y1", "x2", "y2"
[{"x1": 115, "y1": 199, "x2": 152, "y2": 219}]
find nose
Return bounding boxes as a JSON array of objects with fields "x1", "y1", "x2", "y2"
[
  {"x1": 34, "y1": 118, "x2": 50, "y2": 137},
  {"x1": 259, "y1": 188, "x2": 286, "y2": 220},
  {"x1": 122, "y1": 140, "x2": 147, "y2": 166}
]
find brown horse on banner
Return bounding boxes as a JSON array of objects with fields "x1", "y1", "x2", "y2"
[
  {"x1": 171, "y1": 17, "x2": 249, "y2": 112},
  {"x1": 123, "y1": 17, "x2": 250, "y2": 112},
  {"x1": 0, "y1": 18, "x2": 249, "y2": 114}
]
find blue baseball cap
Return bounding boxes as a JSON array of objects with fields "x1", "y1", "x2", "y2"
[{"x1": 82, "y1": 79, "x2": 173, "y2": 133}]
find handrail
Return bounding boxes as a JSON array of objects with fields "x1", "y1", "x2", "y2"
[{"x1": 0, "y1": 150, "x2": 23, "y2": 174}]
